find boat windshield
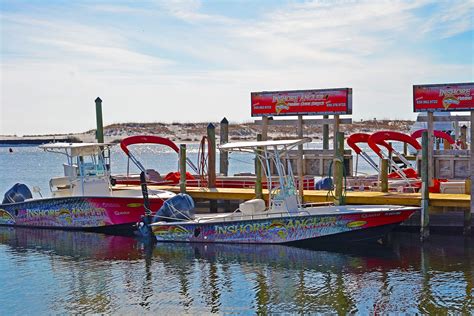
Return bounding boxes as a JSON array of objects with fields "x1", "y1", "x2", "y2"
[{"x1": 220, "y1": 138, "x2": 311, "y2": 214}]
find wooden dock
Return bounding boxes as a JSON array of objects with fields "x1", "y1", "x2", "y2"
[{"x1": 132, "y1": 185, "x2": 470, "y2": 208}]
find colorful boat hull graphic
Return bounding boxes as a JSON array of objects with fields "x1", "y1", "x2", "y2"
[
  {"x1": 151, "y1": 209, "x2": 416, "y2": 244},
  {"x1": 0, "y1": 196, "x2": 165, "y2": 230}
]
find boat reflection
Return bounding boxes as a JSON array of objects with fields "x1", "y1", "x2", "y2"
[
  {"x1": 0, "y1": 227, "x2": 471, "y2": 314},
  {"x1": 0, "y1": 227, "x2": 141, "y2": 260}
]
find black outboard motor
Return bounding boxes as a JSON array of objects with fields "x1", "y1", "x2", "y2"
[
  {"x1": 2, "y1": 183, "x2": 33, "y2": 204},
  {"x1": 153, "y1": 193, "x2": 195, "y2": 222}
]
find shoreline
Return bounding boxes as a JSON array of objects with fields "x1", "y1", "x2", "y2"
[{"x1": 0, "y1": 119, "x2": 414, "y2": 145}]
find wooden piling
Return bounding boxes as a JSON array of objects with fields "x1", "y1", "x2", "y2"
[
  {"x1": 255, "y1": 134, "x2": 263, "y2": 200},
  {"x1": 95, "y1": 97, "x2": 104, "y2": 143},
  {"x1": 333, "y1": 115, "x2": 340, "y2": 151},
  {"x1": 323, "y1": 115, "x2": 329, "y2": 150},
  {"x1": 297, "y1": 115, "x2": 304, "y2": 202},
  {"x1": 460, "y1": 125, "x2": 467, "y2": 149},
  {"x1": 443, "y1": 138, "x2": 451, "y2": 150},
  {"x1": 380, "y1": 159, "x2": 389, "y2": 193},
  {"x1": 219, "y1": 117, "x2": 229, "y2": 176},
  {"x1": 179, "y1": 144, "x2": 186, "y2": 194},
  {"x1": 207, "y1": 123, "x2": 217, "y2": 213},
  {"x1": 427, "y1": 112, "x2": 434, "y2": 186},
  {"x1": 403, "y1": 142, "x2": 408, "y2": 156},
  {"x1": 262, "y1": 116, "x2": 269, "y2": 141},
  {"x1": 333, "y1": 131, "x2": 345, "y2": 205},
  {"x1": 466, "y1": 112, "x2": 473, "y2": 235},
  {"x1": 420, "y1": 131, "x2": 430, "y2": 241}
]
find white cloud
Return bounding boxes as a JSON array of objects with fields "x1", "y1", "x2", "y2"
[{"x1": 1, "y1": 0, "x2": 473, "y2": 134}]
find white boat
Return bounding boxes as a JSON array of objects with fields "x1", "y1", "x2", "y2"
[
  {"x1": 145, "y1": 139, "x2": 418, "y2": 245},
  {"x1": 0, "y1": 143, "x2": 174, "y2": 233}
]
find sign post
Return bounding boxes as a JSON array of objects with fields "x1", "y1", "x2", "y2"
[
  {"x1": 413, "y1": 82, "x2": 474, "y2": 236},
  {"x1": 251, "y1": 88, "x2": 353, "y2": 205}
]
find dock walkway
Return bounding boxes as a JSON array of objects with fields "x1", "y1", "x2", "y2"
[{"x1": 130, "y1": 185, "x2": 470, "y2": 209}]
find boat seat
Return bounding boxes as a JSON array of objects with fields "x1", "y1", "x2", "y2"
[
  {"x1": 50, "y1": 177, "x2": 72, "y2": 189},
  {"x1": 239, "y1": 199, "x2": 266, "y2": 215}
]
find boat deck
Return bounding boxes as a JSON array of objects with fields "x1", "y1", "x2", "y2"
[{"x1": 114, "y1": 185, "x2": 470, "y2": 208}]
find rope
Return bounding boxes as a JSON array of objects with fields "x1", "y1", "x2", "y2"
[
  {"x1": 325, "y1": 159, "x2": 348, "y2": 203},
  {"x1": 197, "y1": 136, "x2": 209, "y2": 186}
]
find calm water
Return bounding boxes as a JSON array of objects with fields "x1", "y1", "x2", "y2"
[
  {"x1": 1, "y1": 144, "x2": 472, "y2": 314},
  {"x1": 0, "y1": 228, "x2": 472, "y2": 314}
]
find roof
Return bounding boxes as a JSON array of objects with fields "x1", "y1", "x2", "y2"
[
  {"x1": 219, "y1": 138, "x2": 311, "y2": 151},
  {"x1": 39, "y1": 142, "x2": 113, "y2": 157}
]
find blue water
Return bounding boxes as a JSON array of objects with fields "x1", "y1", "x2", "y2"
[{"x1": 0, "y1": 228, "x2": 472, "y2": 314}]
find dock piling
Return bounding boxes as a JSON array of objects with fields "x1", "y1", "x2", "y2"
[
  {"x1": 380, "y1": 159, "x2": 389, "y2": 193},
  {"x1": 466, "y1": 112, "x2": 473, "y2": 235},
  {"x1": 255, "y1": 134, "x2": 263, "y2": 200},
  {"x1": 297, "y1": 115, "x2": 304, "y2": 202},
  {"x1": 323, "y1": 115, "x2": 329, "y2": 150},
  {"x1": 420, "y1": 131, "x2": 430, "y2": 241},
  {"x1": 427, "y1": 112, "x2": 434, "y2": 186},
  {"x1": 179, "y1": 144, "x2": 186, "y2": 194},
  {"x1": 262, "y1": 116, "x2": 269, "y2": 141},
  {"x1": 207, "y1": 123, "x2": 217, "y2": 213},
  {"x1": 333, "y1": 131, "x2": 345, "y2": 205},
  {"x1": 460, "y1": 125, "x2": 467, "y2": 149},
  {"x1": 219, "y1": 118, "x2": 229, "y2": 176},
  {"x1": 95, "y1": 97, "x2": 104, "y2": 143}
]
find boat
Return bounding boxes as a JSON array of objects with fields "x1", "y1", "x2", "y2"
[
  {"x1": 0, "y1": 143, "x2": 175, "y2": 233},
  {"x1": 114, "y1": 135, "x2": 316, "y2": 189},
  {"x1": 143, "y1": 139, "x2": 418, "y2": 246},
  {"x1": 346, "y1": 132, "x2": 421, "y2": 191}
]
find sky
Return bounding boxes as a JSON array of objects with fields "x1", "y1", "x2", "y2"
[{"x1": 1, "y1": 0, "x2": 473, "y2": 135}]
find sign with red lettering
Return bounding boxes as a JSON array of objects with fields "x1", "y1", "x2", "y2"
[
  {"x1": 251, "y1": 88, "x2": 352, "y2": 117},
  {"x1": 413, "y1": 82, "x2": 474, "y2": 112}
]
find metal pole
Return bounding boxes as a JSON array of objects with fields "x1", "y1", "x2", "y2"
[
  {"x1": 179, "y1": 144, "x2": 186, "y2": 194},
  {"x1": 421, "y1": 131, "x2": 430, "y2": 241},
  {"x1": 95, "y1": 97, "x2": 104, "y2": 143},
  {"x1": 219, "y1": 117, "x2": 229, "y2": 176}
]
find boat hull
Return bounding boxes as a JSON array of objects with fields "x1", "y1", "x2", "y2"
[
  {"x1": 151, "y1": 208, "x2": 417, "y2": 244},
  {"x1": 0, "y1": 196, "x2": 165, "y2": 233}
]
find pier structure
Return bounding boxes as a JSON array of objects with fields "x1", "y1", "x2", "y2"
[
  {"x1": 413, "y1": 82, "x2": 474, "y2": 237},
  {"x1": 250, "y1": 88, "x2": 353, "y2": 205}
]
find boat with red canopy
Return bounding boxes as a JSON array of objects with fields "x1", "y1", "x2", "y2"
[{"x1": 114, "y1": 135, "x2": 316, "y2": 189}]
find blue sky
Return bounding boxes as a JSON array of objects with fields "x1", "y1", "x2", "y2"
[{"x1": 1, "y1": 0, "x2": 473, "y2": 135}]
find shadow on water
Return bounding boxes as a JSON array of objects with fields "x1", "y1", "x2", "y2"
[{"x1": 0, "y1": 227, "x2": 472, "y2": 314}]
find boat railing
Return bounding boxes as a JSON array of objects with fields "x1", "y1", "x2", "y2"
[{"x1": 194, "y1": 209, "x2": 313, "y2": 223}]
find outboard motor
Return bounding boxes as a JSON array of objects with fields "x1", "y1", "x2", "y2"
[
  {"x1": 153, "y1": 193, "x2": 195, "y2": 222},
  {"x1": 315, "y1": 177, "x2": 333, "y2": 190},
  {"x1": 2, "y1": 183, "x2": 33, "y2": 204}
]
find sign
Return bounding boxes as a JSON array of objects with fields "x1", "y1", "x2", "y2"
[
  {"x1": 251, "y1": 88, "x2": 352, "y2": 117},
  {"x1": 413, "y1": 82, "x2": 474, "y2": 112}
]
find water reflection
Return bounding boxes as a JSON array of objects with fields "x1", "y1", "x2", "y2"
[{"x1": 0, "y1": 227, "x2": 472, "y2": 314}]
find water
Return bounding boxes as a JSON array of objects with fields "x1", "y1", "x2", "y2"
[
  {"x1": 1, "y1": 144, "x2": 471, "y2": 313},
  {"x1": 0, "y1": 228, "x2": 472, "y2": 314}
]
